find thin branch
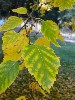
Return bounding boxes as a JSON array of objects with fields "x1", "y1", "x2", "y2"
[{"x1": 18, "y1": 18, "x2": 30, "y2": 33}]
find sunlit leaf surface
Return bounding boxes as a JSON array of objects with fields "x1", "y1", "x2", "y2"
[
  {"x1": 35, "y1": 37, "x2": 50, "y2": 47},
  {"x1": 12, "y1": 7, "x2": 27, "y2": 14},
  {"x1": 0, "y1": 61, "x2": 19, "y2": 94},
  {"x1": 54, "y1": 0, "x2": 75, "y2": 10},
  {"x1": 41, "y1": 20, "x2": 60, "y2": 47},
  {"x1": 22, "y1": 45, "x2": 60, "y2": 92},
  {"x1": 2, "y1": 30, "x2": 28, "y2": 70},
  {"x1": 0, "y1": 16, "x2": 23, "y2": 32}
]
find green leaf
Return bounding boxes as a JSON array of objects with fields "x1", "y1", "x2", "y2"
[
  {"x1": 40, "y1": 0, "x2": 75, "y2": 11},
  {"x1": 0, "y1": 16, "x2": 23, "y2": 32},
  {"x1": 2, "y1": 30, "x2": 19, "y2": 47},
  {"x1": 12, "y1": 7, "x2": 27, "y2": 14},
  {"x1": 0, "y1": 61, "x2": 19, "y2": 94},
  {"x1": 22, "y1": 45, "x2": 60, "y2": 92},
  {"x1": 54, "y1": 0, "x2": 75, "y2": 10},
  {"x1": 41, "y1": 20, "x2": 60, "y2": 47}
]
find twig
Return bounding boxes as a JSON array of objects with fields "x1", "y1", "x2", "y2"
[{"x1": 18, "y1": 18, "x2": 30, "y2": 33}]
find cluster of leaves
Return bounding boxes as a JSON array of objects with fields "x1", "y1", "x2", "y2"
[
  {"x1": 39, "y1": 0, "x2": 75, "y2": 11},
  {"x1": 0, "y1": 0, "x2": 75, "y2": 97},
  {"x1": 58, "y1": 5, "x2": 75, "y2": 29},
  {"x1": 62, "y1": 17, "x2": 75, "y2": 31}
]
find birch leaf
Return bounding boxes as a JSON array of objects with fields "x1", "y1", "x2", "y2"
[
  {"x1": 22, "y1": 45, "x2": 60, "y2": 92},
  {"x1": 0, "y1": 61, "x2": 19, "y2": 94},
  {"x1": 12, "y1": 7, "x2": 27, "y2": 14},
  {"x1": 0, "y1": 16, "x2": 23, "y2": 32}
]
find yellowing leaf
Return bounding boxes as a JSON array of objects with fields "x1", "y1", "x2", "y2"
[
  {"x1": 29, "y1": 82, "x2": 48, "y2": 97},
  {"x1": 39, "y1": 0, "x2": 54, "y2": 11},
  {"x1": 12, "y1": 7, "x2": 27, "y2": 14},
  {"x1": 58, "y1": 34, "x2": 64, "y2": 41},
  {"x1": 72, "y1": 22, "x2": 75, "y2": 31},
  {"x1": 2, "y1": 29, "x2": 29, "y2": 62},
  {"x1": 40, "y1": 0, "x2": 75, "y2": 11},
  {"x1": 19, "y1": 62, "x2": 25, "y2": 70},
  {"x1": 22, "y1": 45, "x2": 60, "y2": 92},
  {"x1": 0, "y1": 16, "x2": 23, "y2": 32},
  {"x1": 2, "y1": 30, "x2": 19, "y2": 47},
  {"x1": 54, "y1": 0, "x2": 75, "y2": 10},
  {"x1": 41, "y1": 20, "x2": 60, "y2": 47},
  {"x1": 35, "y1": 37, "x2": 50, "y2": 47},
  {"x1": 16, "y1": 96, "x2": 26, "y2": 100}
]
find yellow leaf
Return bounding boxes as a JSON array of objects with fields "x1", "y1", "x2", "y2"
[
  {"x1": 2, "y1": 29, "x2": 29, "y2": 62},
  {"x1": 19, "y1": 62, "x2": 25, "y2": 70},
  {"x1": 54, "y1": 0, "x2": 75, "y2": 10},
  {"x1": 29, "y1": 82, "x2": 48, "y2": 97},
  {"x1": 35, "y1": 37, "x2": 50, "y2": 47},
  {"x1": 16, "y1": 96, "x2": 26, "y2": 100},
  {"x1": 58, "y1": 34, "x2": 64, "y2": 41},
  {"x1": 22, "y1": 45, "x2": 60, "y2": 93}
]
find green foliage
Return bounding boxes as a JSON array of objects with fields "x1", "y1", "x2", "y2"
[
  {"x1": 0, "y1": 16, "x2": 23, "y2": 32},
  {"x1": 22, "y1": 45, "x2": 60, "y2": 92},
  {"x1": 41, "y1": 20, "x2": 60, "y2": 47},
  {"x1": 0, "y1": 61, "x2": 19, "y2": 94},
  {"x1": 2, "y1": 30, "x2": 19, "y2": 46},
  {"x1": 2, "y1": 30, "x2": 29, "y2": 62},
  {"x1": 0, "y1": 39, "x2": 3, "y2": 63},
  {"x1": 12, "y1": 7, "x2": 27, "y2": 14},
  {"x1": 62, "y1": 18, "x2": 75, "y2": 31},
  {"x1": 54, "y1": 0, "x2": 75, "y2": 10},
  {"x1": 40, "y1": 0, "x2": 75, "y2": 11},
  {"x1": 0, "y1": 0, "x2": 74, "y2": 95}
]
